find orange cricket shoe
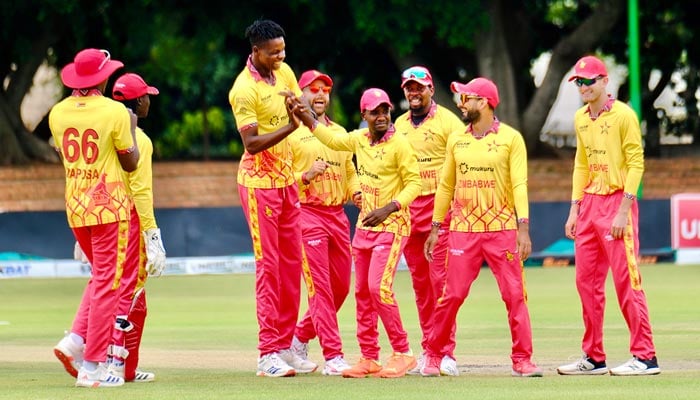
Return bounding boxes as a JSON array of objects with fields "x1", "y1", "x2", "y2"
[
  {"x1": 342, "y1": 357, "x2": 382, "y2": 378},
  {"x1": 376, "y1": 352, "x2": 417, "y2": 378}
]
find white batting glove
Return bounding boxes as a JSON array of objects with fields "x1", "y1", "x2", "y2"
[
  {"x1": 73, "y1": 241, "x2": 90, "y2": 263},
  {"x1": 143, "y1": 228, "x2": 166, "y2": 277}
]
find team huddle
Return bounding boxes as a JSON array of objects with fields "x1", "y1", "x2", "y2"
[{"x1": 48, "y1": 18, "x2": 659, "y2": 388}]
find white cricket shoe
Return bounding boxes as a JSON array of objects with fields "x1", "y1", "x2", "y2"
[
  {"x1": 53, "y1": 332, "x2": 84, "y2": 378},
  {"x1": 440, "y1": 356, "x2": 459, "y2": 376},
  {"x1": 290, "y1": 336, "x2": 309, "y2": 360},
  {"x1": 107, "y1": 359, "x2": 155, "y2": 382},
  {"x1": 75, "y1": 365, "x2": 124, "y2": 388},
  {"x1": 257, "y1": 353, "x2": 296, "y2": 377},
  {"x1": 407, "y1": 352, "x2": 425, "y2": 375},
  {"x1": 557, "y1": 355, "x2": 608, "y2": 375},
  {"x1": 322, "y1": 356, "x2": 351, "y2": 376},
  {"x1": 610, "y1": 356, "x2": 660, "y2": 376},
  {"x1": 279, "y1": 349, "x2": 318, "y2": 373}
]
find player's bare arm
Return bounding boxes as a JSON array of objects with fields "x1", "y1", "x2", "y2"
[
  {"x1": 517, "y1": 222, "x2": 532, "y2": 260},
  {"x1": 304, "y1": 160, "x2": 329, "y2": 182},
  {"x1": 611, "y1": 196, "x2": 634, "y2": 239},
  {"x1": 424, "y1": 226, "x2": 440, "y2": 262},
  {"x1": 564, "y1": 203, "x2": 579, "y2": 239},
  {"x1": 361, "y1": 201, "x2": 399, "y2": 227},
  {"x1": 118, "y1": 108, "x2": 140, "y2": 172},
  {"x1": 239, "y1": 122, "x2": 295, "y2": 155}
]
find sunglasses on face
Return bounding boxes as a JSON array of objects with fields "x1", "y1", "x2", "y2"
[
  {"x1": 460, "y1": 94, "x2": 481, "y2": 104},
  {"x1": 308, "y1": 86, "x2": 331, "y2": 94},
  {"x1": 574, "y1": 77, "x2": 601, "y2": 87},
  {"x1": 402, "y1": 68, "x2": 429, "y2": 80}
]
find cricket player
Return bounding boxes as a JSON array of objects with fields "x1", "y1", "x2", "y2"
[
  {"x1": 51, "y1": 48, "x2": 139, "y2": 388},
  {"x1": 106, "y1": 72, "x2": 166, "y2": 382},
  {"x1": 289, "y1": 88, "x2": 422, "y2": 378},
  {"x1": 393, "y1": 66, "x2": 465, "y2": 376},
  {"x1": 557, "y1": 55, "x2": 659, "y2": 376},
  {"x1": 287, "y1": 70, "x2": 361, "y2": 376},
  {"x1": 228, "y1": 19, "x2": 314, "y2": 377},
  {"x1": 421, "y1": 77, "x2": 542, "y2": 378}
]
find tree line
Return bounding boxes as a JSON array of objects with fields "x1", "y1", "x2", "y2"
[{"x1": 1, "y1": 0, "x2": 698, "y2": 164}]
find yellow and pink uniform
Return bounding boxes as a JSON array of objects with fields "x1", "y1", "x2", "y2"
[
  {"x1": 427, "y1": 119, "x2": 536, "y2": 366},
  {"x1": 310, "y1": 121, "x2": 421, "y2": 361},
  {"x1": 394, "y1": 102, "x2": 464, "y2": 359},
  {"x1": 229, "y1": 58, "x2": 305, "y2": 357},
  {"x1": 571, "y1": 98, "x2": 655, "y2": 362},
  {"x1": 49, "y1": 93, "x2": 135, "y2": 364},
  {"x1": 288, "y1": 117, "x2": 359, "y2": 361}
]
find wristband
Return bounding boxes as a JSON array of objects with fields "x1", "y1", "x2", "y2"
[
  {"x1": 623, "y1": 192, "x2": 636, "y2": 200},
  {"x1": 517, "y1": 218, "x2": 529, "y2": 225},
  {"x1": 571, "y1": 199, "x2": 580, "y2": 205},
  {"x1": 392, "y1": 200, "x2": 401, "y2": 211},
  {"x1": 431, "y1": 221, "x2": 442, "y2": 228}
]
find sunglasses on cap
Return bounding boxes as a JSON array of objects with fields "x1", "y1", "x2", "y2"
[
  {"x1": 574, "y1": 76, "x2": 602, "y2": 87},
  {"x1": 308, "y1": 86, "x2": 331, "y2": 94},
  {"x1": 402, "y1": 67, "x2": 429, "y2": 80},
  {"x1": 459, "y1": 94, "x2": 482, "y2": 104}
]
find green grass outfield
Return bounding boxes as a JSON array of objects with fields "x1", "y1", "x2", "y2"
[{"x1": 1, "y1": 263, "x2": 699, "y2": 399}]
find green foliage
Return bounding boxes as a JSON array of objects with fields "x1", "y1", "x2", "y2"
[
  {"x1": 156, "y1": 106, "x2": 241, "y2": 159},
  {"x1": 348, "y1": 0, "x2": 486, "y2": 54}
]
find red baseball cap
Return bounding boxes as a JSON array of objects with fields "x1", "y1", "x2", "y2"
[
  {"x1": 112, "y1": 73, "x2": 159, "y2": 101},
  {"x1": 60, "y1": 48, "x2": 124, "y2": 89},
  {"x1": 451, "y1": 77, "x2": 500, "y2": 109},
  {"x1": 401, "y1": 66, "x2": 433, "y2": 88},
  {"x1": 298, "y1": 70, "x2": 333, "y2": 89},
  {"x1": 568, "y1": 55, "x2": 608, "y2": 81},
  {"x1": 360, "y1": 88, "x2": 393, "y2": 112}
]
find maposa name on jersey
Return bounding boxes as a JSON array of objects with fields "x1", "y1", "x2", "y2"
[{"x1": 66, "y1": 168, "x2": 100, "y2": 179}]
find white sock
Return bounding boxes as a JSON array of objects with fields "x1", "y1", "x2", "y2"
[
  {"x1": 69, "y1": 332, "x2": 84, "y2": 346},
  {"x1": 83, "y1": 361, "x2": 98, "y2": 371}
]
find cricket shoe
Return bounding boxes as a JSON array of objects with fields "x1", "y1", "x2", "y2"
[
  {"x1": 290, "y1": 336, "x2": 309, "y2": 360},
  {"x1": 557, "y1": 355, "x2": 608, "y2": 375},
  {"x1": 376, "y1": 352, "x2": 417, "y2": 378},
  {"x1": 342, "y1": 357, "x2": 382, "y2": 378},
  {"x1": 322, "y1": 356, "x2": 352, "y2": 376},
  {"x1": 257, "y1": 352, "x2": 296, "y2": 377},
  {"x1": 440, "y1": 356, "x2": 459, "y2": 376},
  {"x1": 279, "y1": 349, "x2": 318, "y2": 373},
  {"x1": 407, "y1": 352, "x2": 425, "y2": 375},
  {"x1": 420, "y1": 355, "x2": 442, "y2": 377},
  {"x1": 512, "y1": 359, "x2": 543, "y2": 377},
  {"x1": 53, "y1": 332, "x2": 84, "y2": 378},
  {"x1": 75, "y1": 365, "x2": 124, "y2": 388},
  {"x1": 609, "y1": 356, "x2": 660, "y2": 376},
  {"x1": 107, "y1": 360, "x2": 155, "y2": 382}
]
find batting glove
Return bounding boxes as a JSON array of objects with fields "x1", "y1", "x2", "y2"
[{"x1": 143, "y1": 228, "x2": 166, "y2": 277}]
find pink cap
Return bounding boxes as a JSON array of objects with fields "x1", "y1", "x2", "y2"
[
  {"x1": 112, "y1": 73, "x2": 159, "y2": 100},
  {"x1": 401, "y1": 66, "x2": 433, "y2": 88},
  {"x1": 360, "y1": 88, "x2": 393, "y2": 112},
  {"x1": 60, "y1": 48, "x2": 124, "y2": 89},
  {"x1": 451, "y1": 77, "x2": 500, "y2": 109},
  {"x1": 298, "y1": 70, "x2": 333, "y2": 89},
  {"x1": 568, "y1": 55, "x2": 608, "y2": 81}
]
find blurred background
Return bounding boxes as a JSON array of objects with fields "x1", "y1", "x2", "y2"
[{"x1": 2, "y1": 0, "x2": 700, "y2": 164}]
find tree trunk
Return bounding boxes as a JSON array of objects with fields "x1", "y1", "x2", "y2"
[
  {"x1": 0, "y1": 27, "x2": 60, "y2": 164},
  {"x1": 520, "y1": 0, "x2": 625, "y2": 155},
  {"x1": 475, "y1": 0, "x2": 520, "y2": 130}
]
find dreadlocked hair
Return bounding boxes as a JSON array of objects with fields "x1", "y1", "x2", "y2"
[{"x1": 245, "y1": 19, "x2": 285, "y2": 47}]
